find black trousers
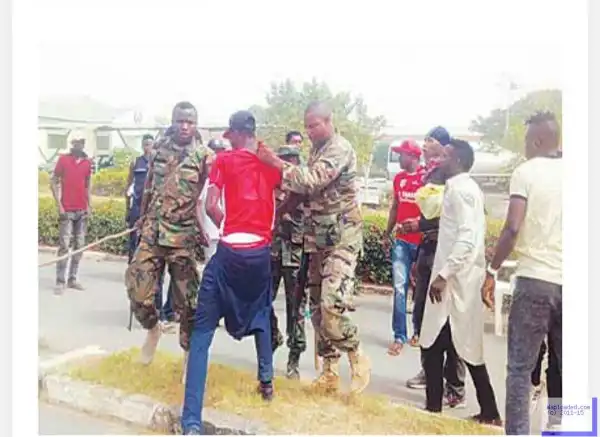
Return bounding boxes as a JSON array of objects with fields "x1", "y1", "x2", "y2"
[{"x1": 422, "y1": 320, "x2": 500, "y2": 420}]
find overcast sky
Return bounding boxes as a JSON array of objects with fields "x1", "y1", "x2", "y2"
[{"x1": 36, "y1": 0, "x2": 563, "y2": 131}]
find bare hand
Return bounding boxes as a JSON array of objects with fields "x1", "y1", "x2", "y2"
[
  {"x1": 196, "y1": 229, "x2": 210, "y2": 248},
  {"x1": 481, "y1": 272, "x2": 496, "y2": 310},
  {"x1": 58, "y1": 204, "x2": 65, "y2": 216},
  {"x1": 256, "y1": 144, "x2": 280, "y2": 168},
  {"x1": 401, "y1": 218, "x2": 419, "y2": 234},
  {"x1": 428, "y1": 275, "x2": 446, "y2": 303},
  {"x1": 134, "y1": 217, "x2": 144, "y2": 230}
]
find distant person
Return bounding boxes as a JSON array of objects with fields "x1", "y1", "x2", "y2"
[
  {"x1": 487, "y1": 111, "x2": 562, "y2": 434},
  {"x1": 419, "y1": 138, "x2": 501, "y2": 426},
  {"x1": 50, "y1": 134, "x2": 92, "y2": 295},
  {"x1": 384, "y1": 139, "x2": 423, "y2": 356},
  {"x1": 125, "y1": 134, "x2": 174, "y2": 327},
  {"x1": 285, "y1": 130, "x2": 304, "y2": 147}
]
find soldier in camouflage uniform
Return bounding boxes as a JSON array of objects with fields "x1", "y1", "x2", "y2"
[
  {"x1": 125, "y1": 101, "x2": 212, "y2": 365},
  {"x1": 269, "y1": 145, "x2": 308, "y2": 380},
  {"x1": 257, "y1": 101, "x2": 371, "y2": 394}
]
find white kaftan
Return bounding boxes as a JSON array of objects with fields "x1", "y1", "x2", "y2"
[{"x1": 419, "y1": 172, "x2": 487, "y2": 365}]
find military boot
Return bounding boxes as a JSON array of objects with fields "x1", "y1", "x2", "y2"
[
  {"x1": 286, "y1": 351, "x2": 300, "y2": 380},
  {"x1": 312, "y1": 357, "x2": 340, "y2": 393},
  {"x1": 348, "y1": 348, "x2": 371, "y2": 394}
]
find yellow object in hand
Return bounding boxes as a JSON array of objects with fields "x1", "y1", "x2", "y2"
[{"x1": 415, "y1": 184, "x2": 445, "y2": 220}]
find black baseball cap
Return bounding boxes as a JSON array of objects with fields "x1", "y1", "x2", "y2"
[{"x1": 223, "y1": 110, "x2": 256, "y2": 138}]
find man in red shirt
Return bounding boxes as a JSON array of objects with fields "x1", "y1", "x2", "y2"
[
  {"x1": 50, "y1": 134, "x2": 92, "y2": 295},
  {"x1": 181, "y1": 111, "x2": 280, "y2": 435},
  {"x1": 384, "y1": 139, "x2": 423, "y2": 356}
]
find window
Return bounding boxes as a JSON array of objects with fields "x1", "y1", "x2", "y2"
[
  {"x1": 47, "y1": 133, "x2": 68, "y2": 150},
  {"x1": 96, "y1": 131, "x2": 111, "y2": 151}
]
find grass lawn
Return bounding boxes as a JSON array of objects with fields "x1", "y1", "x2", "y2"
[{"x1": 71, "y1": 348, "x2": 500, "y2": 435}]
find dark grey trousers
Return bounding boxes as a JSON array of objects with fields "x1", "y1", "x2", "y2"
[
  {"x1": 505, "y1": 276, "x2": 562, "y2": 435},
  {"x1": 56, "y1": 210, "x2": 87, "y2": 284}
]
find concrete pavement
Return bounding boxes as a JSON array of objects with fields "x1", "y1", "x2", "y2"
[{"x1": 38, "y1": 251, "x2": 509, "y2": 424}]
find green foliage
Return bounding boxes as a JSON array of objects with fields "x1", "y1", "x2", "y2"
[
  {"x1": 38, "y1": 170, "x2": 51, "y2": 193},
  {"x1": 91, "y1": 168, "x2": 129, "y2": 197},
  {"x1": 112, "y1": 148, "x2": 136, "y2": 170},
  {"x1": 250, "y1": 79, "x2": 386, "y2": 167},
  {"x1": 470, "y1": 89, "x2": 562, "y2": 156},
  {"x1": 39, "y1": 196, "x2": 506, "y2": 286}
]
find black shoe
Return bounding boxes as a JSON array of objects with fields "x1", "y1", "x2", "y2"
[
  {"x1": 272, "y1": 331, "x2": 284, "y2": 353},
  {"x1": 286, "y1": 352, "x2": 300, "y2": 380},
  {"x1": 257, "y1": 381, "x2": 274, "y2": 401}
]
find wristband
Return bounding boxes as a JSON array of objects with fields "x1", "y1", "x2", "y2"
[{"x1": 486, "y1": 265, "x2": 498, "y2": 278}]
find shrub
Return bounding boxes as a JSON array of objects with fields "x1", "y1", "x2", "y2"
[
  {"x1": 91, "y1": 168, "x2": 130, "y2": 197},
  {"x1": 39, "y1": 196, "x2": 507, "y2": 286},
  {"x1": 38, "y1": 170, "x2": 51, "y2": 193}
]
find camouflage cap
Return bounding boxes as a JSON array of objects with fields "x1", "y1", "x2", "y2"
[{"x1": 277, "y1": 145, "x2": 300, "y2": 158}]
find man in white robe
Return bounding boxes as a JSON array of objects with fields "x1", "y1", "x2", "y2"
[{"x1": 419, "y1": 138, "x2": 501, "y2": 425}]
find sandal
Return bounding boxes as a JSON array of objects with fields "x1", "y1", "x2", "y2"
[{"x1": 387, "y1": 341, "x2": 404, "y2": 356}]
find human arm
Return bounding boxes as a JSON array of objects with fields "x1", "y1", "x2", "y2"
[
  {"x1": 136, "y1": 164, "x2": 154, "y2": 228},
  {"x1": 85, "y1": 166, "x2": 92, "y2": 215},
  {"x1": 205, "y1": 154, "x2": 225, "y2": 229},
  {"x1": 50, "y1": 157, "x2": 65, "y2": 215},
  {"x1": 489, "y1": 168, "x2": 528, "y2": 271},
  {"x1": 257, "y1": 141, "x2": 352, "y2": 195}
]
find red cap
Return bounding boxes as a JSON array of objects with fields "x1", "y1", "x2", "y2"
[{"x1": 391, "y1": 139, "x2": 422, "y2": 158}]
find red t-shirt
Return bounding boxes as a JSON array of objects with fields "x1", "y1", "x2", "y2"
[
  {"x1": 54, "y1": 154, "x2": 92, "y2": 212},
  {"x1": 208, "y1": 148, "x2": 281, "y2": 246},
  {"x1": 393, "y1": 169, "x2": 424, "y2": 245}
]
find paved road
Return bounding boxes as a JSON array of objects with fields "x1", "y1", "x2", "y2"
[
  {"x1": 39, "y1": 402, "x2": 147, "y2": 435},
  {"x1": 38, "y1": 252, "x2": 509, "y2": 424}
]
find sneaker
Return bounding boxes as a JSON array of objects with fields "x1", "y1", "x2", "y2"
[
  {"x1": 443, "y1": 392, "x2": 466, "y2": 409},
  {"x1": 406, "y1": 370, "x2": 426, "y2": 389},
  {"x1": 183, "y1": 426, "x2": 203, "y2": 435},
  {"x1": 257, "y1": 381, "x2": 274, "y2": 401},
  {"x1": 54, "y1": 282, "x2": 66, "y2": 296},
  {"x1": 67, "y1": 280, "x2": 85, "y2": 291}
]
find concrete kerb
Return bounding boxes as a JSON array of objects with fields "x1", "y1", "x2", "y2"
[{"x1": 38, "y1": 346, "x2": 270, "y2": 435}]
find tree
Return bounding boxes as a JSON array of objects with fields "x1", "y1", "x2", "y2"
[
  {"x1": 470, "y1": 89, "x2": 562, "y2": 156},
  {"x1": 249, "y1": 79, "x2": 386, "y2": 167}
]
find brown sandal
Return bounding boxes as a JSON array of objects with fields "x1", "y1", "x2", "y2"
[{"x1": 387, "y1": 342, "x2": 404, "y2": 356}]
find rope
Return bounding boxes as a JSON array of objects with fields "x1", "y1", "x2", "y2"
[{"x1": 38, "y1": 228, "x2": 135, "y2": 267}]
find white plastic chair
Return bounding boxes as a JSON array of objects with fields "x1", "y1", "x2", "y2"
[{"x1": 494, "y1": 261, "x2": 517, "y2": 336}]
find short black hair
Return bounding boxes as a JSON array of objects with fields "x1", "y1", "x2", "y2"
[
  {"x1": 449, "y1": 138, "x2": 475, "y2": 172},
  {"x1": 172, "y1": 101, "x2": 197, "y2": 116},
  {"x1": 142, "y1": 134, "x2": 154, "y2": 142},
  {"x1": 525, "y1": 110, "x2": 558, "y2": 126},
  {"x1": 285, "y1": 131, "x2": 303, "y2": 144}
]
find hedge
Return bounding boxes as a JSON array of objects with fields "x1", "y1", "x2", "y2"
[{"x1": 38, "y1": 196, "x2": 506, "y2": 286}]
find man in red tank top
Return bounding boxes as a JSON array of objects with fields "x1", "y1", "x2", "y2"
[
  {"x1": 181, "y1": 111, "x2": 280, "y2": 435},
  {"x1": 384, "y1": 139, "x2": 424, "y2": 356}
]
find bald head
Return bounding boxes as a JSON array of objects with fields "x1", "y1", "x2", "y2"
[
  {"x1": 304, "y1": 101, "x2": 335, "y2": 147},
  {"x1": 524, "y1": 111, "x2": 561, "y2": 159}
]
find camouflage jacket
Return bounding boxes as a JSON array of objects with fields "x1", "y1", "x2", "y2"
[
  {"x1": 271, "y1": 189, "x2": 304, "y2": 267},
  {"x1": 280, "y1": 134, "x2": 363, "y2": 253},
  {"x1": 141, "y1": 135, "x2": 212, "y2": 249}
]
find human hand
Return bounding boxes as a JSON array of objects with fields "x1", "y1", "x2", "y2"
[
  {"x1": 256, "y1": 144, "x2": 282, "y2": 168},
  {"x1": 401, "y1": 218, "x2": 419, "y2": 234},
  {"x1": 58, "y1": 204, "x2": 65, "y2": 216},
  {"x1": 481, "y1": 272, "x2": 496, "y2": 310},
  {"x1": 196, "y1": 228, "x2": 210, "y2": 248},
  {"x1": 428, "y1": 275, "x2": 446, "y2": 303}
]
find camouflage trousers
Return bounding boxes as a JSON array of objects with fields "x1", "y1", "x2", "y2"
[
  {"x1": 125, "y1": 240, "x2": 199, "y2": 351},
  {"x1": 56, "y1": 210, "x2": 87, "y2": 284},
  {"x1": 270, "y1": 258, "x2": 307, "y2": 355},
  {"x1": 307, "y1": 246, "x2": 360, "y2": 359}
]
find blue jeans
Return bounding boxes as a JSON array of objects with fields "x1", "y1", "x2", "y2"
[
  {"x1": 181, "y1": 247, "x2": 273, "y2": 434},
  {"x1": 391, "y1": 239, "x2": 419, "y2": 343}
]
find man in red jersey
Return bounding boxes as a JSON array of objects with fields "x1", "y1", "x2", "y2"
[
  {"x1": 384, "y1": 139, "x2": 424, "y2": 356},
  {"x1": 50, "y1": 134, "x2": 93, "y2": 295},
  {"x1": 181, "y1": 111, "x2": 280, "y2": 435}
]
